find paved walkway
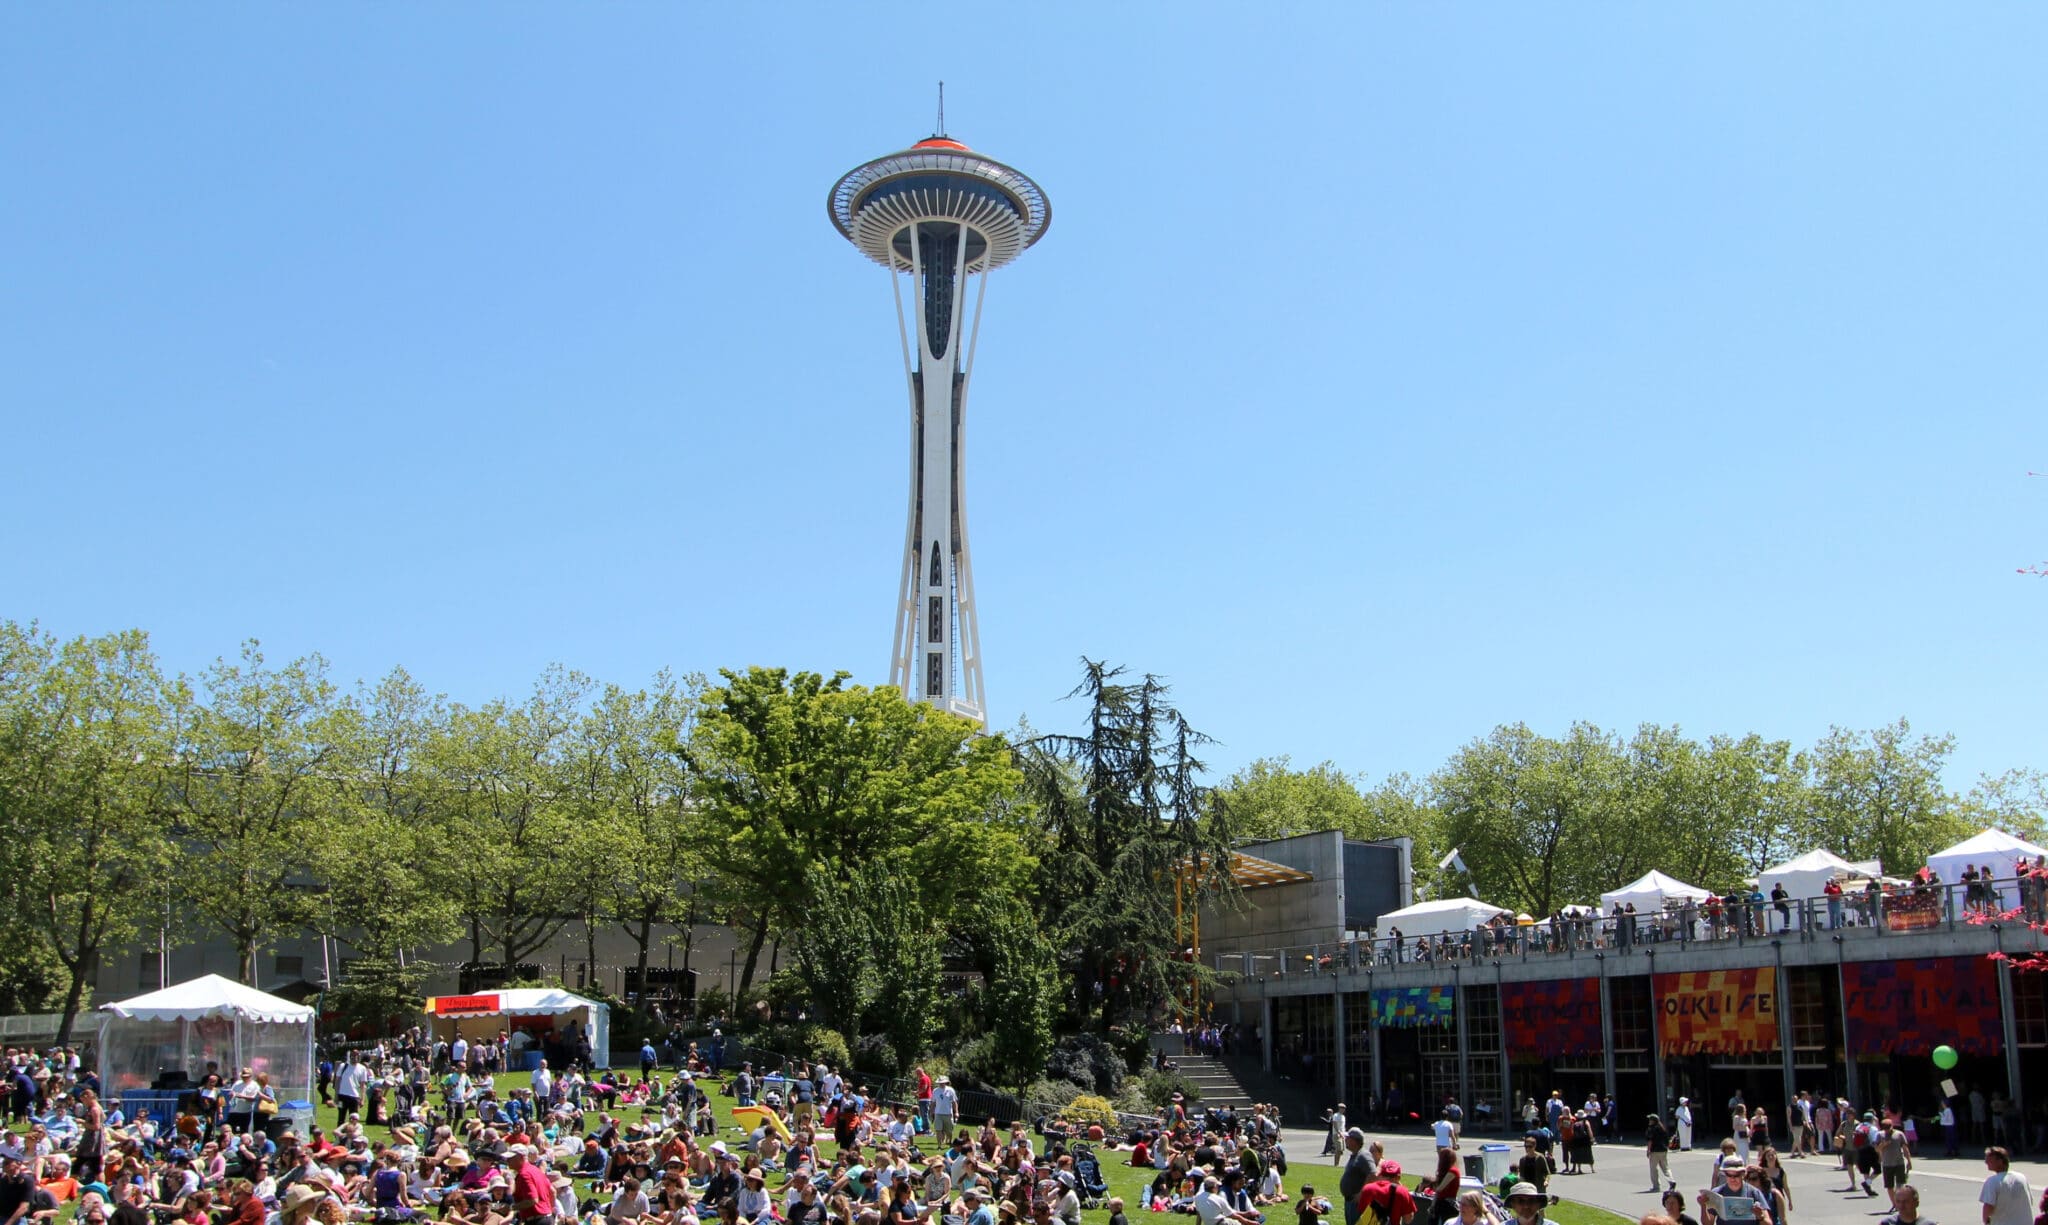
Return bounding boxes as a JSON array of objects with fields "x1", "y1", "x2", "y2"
[{"x1": 1278, "y1": 1126, "x2": 2047, "y2": 1225}]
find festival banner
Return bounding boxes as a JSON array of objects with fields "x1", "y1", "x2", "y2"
[
  {"x1": 1370, "y1": 984, "x2": 1455, "y2": 1028},
  {"x1": 427, "y1": 994, "x2": 502, "y2": 1016},
  {"x1": 1654, "y1": 968, "x2": 1779, "y2": 1055},
  {"x1": 1843, "y1": 957, "x2": 2002, "y2": 1057},
  {"x1": 1501, "y1": 978, "x2": 1603, "y2": 1058}
]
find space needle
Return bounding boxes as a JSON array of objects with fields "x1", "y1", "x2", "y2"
[{"x1": 828, "y1": 117, "x2": 1050, "y2": 726}]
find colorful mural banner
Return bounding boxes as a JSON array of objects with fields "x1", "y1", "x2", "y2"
[
  {"x1": 1501, "y1": 978, "x2": 1603, "y2": 1058},
  {"x1": 1843, "y1": 957, "x2": 2002, "y2": 1057},
  {"x1": 1654, "y1": 967, "x2": 1779, "y2": 1055},
  {"x1": 1370, "y1": 984, "x2": 1455, "y2": 1028}
]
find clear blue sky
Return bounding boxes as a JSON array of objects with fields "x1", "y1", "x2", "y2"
[{"x1": 4, "y1": 6, "x2": 2042, "y2": 789}]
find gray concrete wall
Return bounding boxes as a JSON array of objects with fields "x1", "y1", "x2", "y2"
[{"x1": 1198, "y1": 832, "x2": 1348, "y2": 958}]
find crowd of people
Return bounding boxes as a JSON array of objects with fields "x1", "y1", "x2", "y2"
[
  {"x1": 1, "y1": 1017, "x2": 2045, "y2": 1225},
  {"x1": 1293, "y1": 860, "x2": 2048, "y2": 972}
]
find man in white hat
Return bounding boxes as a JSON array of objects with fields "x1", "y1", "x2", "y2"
[
  {"x1": 1676, "y1": 1099, "x2": 1693, "y2": 1152},
  {"x1": 932, "y1": 1075, "x2": 958, "y2": 1142},
  {"x1": 1503, "y1": 1183, "x2": 1550, "y2": 1225}
]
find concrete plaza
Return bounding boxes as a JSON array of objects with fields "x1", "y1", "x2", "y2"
[{"x1": 1280, "y1": 1125, "x2": 2044, "y2": 1225}]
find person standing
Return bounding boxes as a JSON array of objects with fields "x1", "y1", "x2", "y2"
[
  {"x1": 1647, "y1": 1114, "x2": 1675, "y2": 1193},
  {"x1": 1433, "y1": 1110, "x2": 1457, "y2": 1155},
  {"x1": 335, "y1": 1055, "x2": 364, "y2": 1121},
  {"x1": 1338, "y1": 1130, "x2": 1374, "y2": 1225},
  {"x1": 1876, "y1": 1120, "x2": 1911, "y2": 1203},
  {"x1": 1977, "y1": 1148, "x2": 2031, "y2": 1225},
  {"x1": 931, "y1": 1076, "x2": 957, "y2": 1143},
  {"x1": 1939, "y1": 1102, "x2": 1958, "y2": 1158},
  {"x1": 1677, "y1": 1099, "x2": 1694, "y2": 1152},
  {"x1": 1326, "y1": 1104, "x2": 1347, "y2": 1165},
  {"x1": 507, "y1": 1145, "x2": 556, "y2": 1225}
]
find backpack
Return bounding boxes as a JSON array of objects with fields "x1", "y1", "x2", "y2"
[
  {"x1": 1356, "y1": 1189, "x2": 1388, "y2": 1225},
  {"x1": 1853, "y1": 1123, "x2": 1873, "y2": 1149}
]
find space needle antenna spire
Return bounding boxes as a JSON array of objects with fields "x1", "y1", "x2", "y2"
[{"x1": 827, "y1": 112, "x2": 1052, "y2": 726}]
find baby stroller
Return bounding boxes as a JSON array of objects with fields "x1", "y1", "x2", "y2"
[{"x1": 1070, "y1": 1143, "x2": 1110, "y2": 1210}]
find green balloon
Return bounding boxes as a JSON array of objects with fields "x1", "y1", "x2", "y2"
[{"x1": 1932, "y1": 1045, "x2": 1959, "y2": 1070}]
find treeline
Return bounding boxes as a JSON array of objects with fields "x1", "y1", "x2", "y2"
[
  {"x1": 8, "y1": 618, "x2": 2040, "y2": 1089},
  {"x1": 1216, "y1": 723, "x2": 2047, "y2": 918},
  {"x1": 0, "y1": 623, "x2": 1236, "y2": 1096}
]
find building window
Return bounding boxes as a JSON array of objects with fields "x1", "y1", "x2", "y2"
[
  {"x1": 1788, "y1": 966, "x2": 1829, "y2": 1051},
  {"x1": 928, "y1": 596, "x2": 944, "y2": 643},
  {"x1": 927, "y1": 652, "x2": 944, "y2": 697},
  {"x1": 2015, "y1": 974, "x2": 2046, "y2": 1049},
  {"x1": 139, "y1": 952, "x2": 162, "y2": 992},
  {"x1": 929, "y1": 542, "x2": 943, "y2": 587},
  {"x1": 274, "y1": 955, "x2": 304, "y2": 978}
]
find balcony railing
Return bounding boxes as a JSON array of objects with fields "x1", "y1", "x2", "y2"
[{"x1": 1217, "y1": 874, "x2": 2047, "y2": 980}]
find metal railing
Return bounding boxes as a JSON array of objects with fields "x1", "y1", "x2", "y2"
[{"x1": 1220, "y1": 874, "x2": 2048, "y2": 979}]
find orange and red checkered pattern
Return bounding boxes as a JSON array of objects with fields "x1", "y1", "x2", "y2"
[{"x1": 1654, "y1": 967, "x2": 1780, "y2": 1056}]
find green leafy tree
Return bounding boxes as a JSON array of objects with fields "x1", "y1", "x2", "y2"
[
  {"x1": 569, "y1": 671, "x2": 704, "y2": 1015},
  {"x1": 314, "y1": 668, "x2": 460, "y2": 963},
  {"x1": 863, "y1": 867, "x2": 945, "y2": 1069},
  {"x1": 683, "y1": 668, "x2": 1027, "y2": 994},
  {"x1": 165, "y1": 642, "x2": 355, "y2": 985},
  {"x1": 1020, "y1": 660, "x2": 1237, "y2": 1028},
  {"x1": 424, "y1": 666, "x2": 591, "y2": 969},
  {"x1": 790, "y1": 877, "x2": 875, "y2": 1038},
  {"x1": 0, "y1": 623, "x2": 177, "y2": 1040},
  {"x1": 323, "y1": 953, "x2": 429, "y2": 1035},
  {"x1": 1433, "y1": 722, "x2": 1625, "y2": 917},
  {"x1": 978, "y1": 899, "x2": 1060, "y2": 1093},
  {"x1": 1800, "y1": 720, "x2": 1971, "y2": 872},
  {"x1": 1963, "y1": 768, "x2": 2048, "y2": 844}
]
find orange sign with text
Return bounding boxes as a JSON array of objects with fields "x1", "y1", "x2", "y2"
[
  {"x1": 1654, "y1": 967, "x2": 1779, "y2": 1055},
  {"x1": 428, "y1": 994, "x2": 502, "y2": 1016}
]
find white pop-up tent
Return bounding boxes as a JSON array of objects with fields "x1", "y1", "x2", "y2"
[
  {"x1": 424, "y1": 988, "x2": 611, "y2": 1069},
  {"x1": 1375, "y1": 897, "x2": 1510, "y2": 939},
  {"x1": 1600, "y1": 870, "x2": 1713, "y2": 912},
  {"x1": 1760, "y1": 849, "x2": 1884, "y2": 901},
  {"x1": 1927, "y1": 829, "x2": 2048, "y2": 911},
  {"x1": 97, "y1": 974, "x2": 315, "y2": 1105}
]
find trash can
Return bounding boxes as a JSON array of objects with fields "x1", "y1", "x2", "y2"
[
  {"x1": 521, "y1": 1050, "x2": 543, "y2": 1072},
  {"x1": 1476, "y1": 1144, "x2": 1513, "y2": 1186},
  {"x1": 275, "y1": 1100, "x2": 315, "y2": 1139}
]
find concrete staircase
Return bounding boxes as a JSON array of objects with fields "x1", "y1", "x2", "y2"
[
  {"x1": 1216, "y1": 1053, "x2": 1329, "y2": 1129},
  {"x1": 1172, "y1": 1051, "x2": 1256, "y2": 1109}
]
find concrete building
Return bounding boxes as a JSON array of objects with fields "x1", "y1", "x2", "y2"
[{"x1": 1208, "y1": 884, "x2": 2047, "y2": 1141}]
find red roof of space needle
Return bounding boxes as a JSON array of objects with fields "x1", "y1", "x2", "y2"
[{"x1": 911, "y1": 136, "x2": 972, "y2": 153}]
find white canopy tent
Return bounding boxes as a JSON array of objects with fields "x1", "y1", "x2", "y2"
[
  {"x1": 424, "y1": 988, "x2": 611, "y2": 1069},
  {"x1": 1927, "y1": 829, "x2": 2048, "y2": 911},
  {"x1": 1760, "y1": 849, "x2": 1884, "y2": 901},
  {"x1": 1600, "y1": 870, "x2": 1712, "y2": 912},
  {"x1": 1374, "y1": 897, "x2": 1511, "y2": 939},
  {"x1": 97, "y1": 974, "x2": 315, "y2": 1105}
]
